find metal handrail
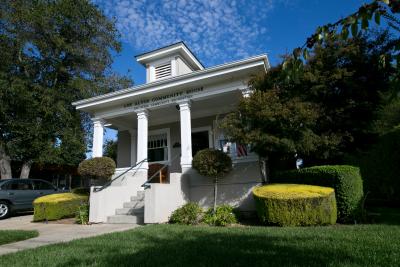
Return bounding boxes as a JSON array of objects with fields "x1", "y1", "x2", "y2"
[
  {"x1": 94, "y1": 158, "x2": 148, "y2": 192},
  {"x1": 141, "y1": 154, "x2": 181, "y2": 188}
]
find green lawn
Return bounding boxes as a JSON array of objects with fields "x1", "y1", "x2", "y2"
[
  {"x1": 0, "y1": 230, "x2": 38, "y2": 246},
  {"x1": 0, "y1": 222, "x2": 399, "y2": 267}
]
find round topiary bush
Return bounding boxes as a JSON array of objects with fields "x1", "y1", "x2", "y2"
[
  {"x1": 253, "y1": 184, "x2": 337, "y2": 226},
  {"x1": 192, "y1": 149, "x2": 232, "y2": 212},
  {"x1": 169, "y1": 202, "x2": 203, "y2": 225},
  {"x1": 78, "y1": 157, "x2": 116, "y2": 181}
]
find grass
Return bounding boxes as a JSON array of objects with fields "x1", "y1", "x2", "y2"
[
  {"x1": 0, "y1": 221, "x2": 399, "y2": 267},
  {"x1": 0, "y1": 230, "x2": 39, "y2": 246}
]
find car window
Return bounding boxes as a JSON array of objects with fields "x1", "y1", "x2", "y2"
[
  {"x1": 4, "y1": 180, "x2": 33, "y2": 190},
  {"x1": 33, "y1": 180, "x2": 55, "y2": 190}
]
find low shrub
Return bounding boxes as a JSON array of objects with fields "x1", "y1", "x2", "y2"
[
  {"x1": 75, "y1": 203, "x2": 89, "y2": 225},
  {"x1": 272, "y1": 165, "x2": 363, "y2": 223},
  {"x1": 253, "y1": 184, "x2": 337, "y2": 226},
  {"x1": 71, "y1": 187, "x2": 90, "y2": 196},
  {"x1": 203, "y1": 205, "x2": 237, "y2": 226},
  {"x1": 78, "y1": 157, "x2": 116, "y2": 180},
  {"x1": 169, "y1": 202, "x2": 203, "y2": 225},
  {"x1": 33, "y1": 193, "x2": 88, "y2": 222}
]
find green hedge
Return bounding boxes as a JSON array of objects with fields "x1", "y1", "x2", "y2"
[
  {"x1": 253, "y1": 184, "x2": 337, "y2": 226},
  {"x1": 272, "y1": 165, "x2": 363, "y2": 223},
  {"x1": 33, "y1": 193, "x2": 88, "y2": 221}
]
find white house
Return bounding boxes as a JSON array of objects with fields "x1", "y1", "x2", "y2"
[{"x1": 73, "y1": 42, "x2": 270, "y2": 224}]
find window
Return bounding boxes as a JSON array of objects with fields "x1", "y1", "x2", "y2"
[
  {"x1": 155, "y1": 62, "x2": 172, "y2": 79},
  {"x1": 148, "y1": 132, "x2": 168, "y2": 162},
  {"x1": 33, "y1": 180, "x2": 55, "y2": 190},
  {"x1": 4, "y1": 180, "x2": 33, "y2": 190}
]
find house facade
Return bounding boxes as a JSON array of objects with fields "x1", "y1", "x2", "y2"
[{"x1": 73, "y1": 42, "x2": 270, "y2": 224}]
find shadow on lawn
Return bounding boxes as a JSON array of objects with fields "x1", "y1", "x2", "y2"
[{"x1": 57, "y1": 227, "x2": 361, "y2": 267}]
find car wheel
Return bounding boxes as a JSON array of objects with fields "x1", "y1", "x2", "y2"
[{"x1": 0, "y1": 201, "x2": 11, "y2": 219}]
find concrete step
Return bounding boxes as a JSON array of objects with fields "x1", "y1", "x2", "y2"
[
  {"x1": 131, "y1": 195, "x2": 144, "y2": 202},
  {"x1": 115, "y1": 207, "x2": 144, "y2": 215},
  {"x1": 136, "y1": 190, "x2": 145, "y2": 198},
  {"x1": 107, "y1": 215, "x2": 144, "y2": 224},
  {"x1": 123, "y1": 201, "x2": 144, "y2": 209}
]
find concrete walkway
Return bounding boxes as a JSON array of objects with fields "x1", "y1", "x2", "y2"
[{"x1": 0, "y1": 214, "x2": 139, "y2": 256}]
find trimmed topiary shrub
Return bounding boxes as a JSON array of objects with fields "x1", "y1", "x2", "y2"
[
  {"x1": 78, "y1": 157, "x2": 116, "y2": 181},
  {"x1": 272, "y1": 165, "x2": 363, "y2": 223},
  {"x1": 253, "y1": 184, "x2": 337, "y2": 226},
  {"x1": 33, "y1": 193, "x2": 88, "y2": 221},
  {"x1": 203, "y1": 205, "x2": 237, "y2": 226},
  {"x1": 169, "y1": 202, "x2": 203, "y2": 225},
  {"x1": 192, "y1": 149, "x2": 232, "y2": 212}
]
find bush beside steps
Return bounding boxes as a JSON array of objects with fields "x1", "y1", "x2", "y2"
[
  {"x1": 253, "y1": 184, "x2": 337, "y2": 226},
  {"x1": 169, "y1": 203, "x2": 237, "y2": 226},
  {"x1": 33, "y1": 193, "x2": 88, "y2": 222}
]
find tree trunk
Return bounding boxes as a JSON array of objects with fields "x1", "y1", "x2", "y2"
[
  {"x1": 20, "y1": 161, "x2": 32, "y2": 178},
  {"x1": 0, "y1": 147, "x2": 12, "y2": 179},
  {"x1": 259, "y1": 156, "x2": 270, "y2": 184},
  {"x1": 213, "y1": 178, "x2": 218, "y2": 213}
]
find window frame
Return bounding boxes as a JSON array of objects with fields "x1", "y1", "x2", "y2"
[{"x1": 148, "y1": 128, "x2": 171, "y2": 165}]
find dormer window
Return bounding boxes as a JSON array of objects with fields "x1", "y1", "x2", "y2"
[{"x1": 155, "y1": 62, "x2": 172, "y2": 80}]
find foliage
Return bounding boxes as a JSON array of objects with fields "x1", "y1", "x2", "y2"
[
  {"x1": 0, "y1": 0, "x2": 132, "y2": 178},
  {"x1": 169, "y1": 202, "x2": 203, "y2": 225},
  {"x1": 71, "y1": 187, "x2": 90, "y2": 196},
  {"x1": 202, "y1": 205, "x2": 237, "y2": 226},
  {"x1": 284, "y1": 0, "x2": 400, "y2": 80},
  {"x1": 104, "y1": 139, "x2": 118, "y2": 162},
  {"x1": 0, "y1": 230, "x2": 39, "y2": 246},
  {"x1": 192, "y1": 149, "x2": 232, "y2": 178},
  {"x1": 347, "y1": 127, "x2": 400, "y2": 203},
  {"x1": 75, "y1": 203, "x2": 89, "y2": 225},
  {"x1": 272, "y1": 165, "x2": 364, "y2": 223},
  {"x1": 253, "y1": 184, "x2": 337, "y2": 226},
  {"x1": 77, "y1": 157, "x2": 116, "y2": 180},
  {"x1": 33, "y1": 193, "x2": 88, "y2": 221}
]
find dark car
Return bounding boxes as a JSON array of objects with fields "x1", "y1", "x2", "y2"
[{"x1": 0, "y1": 179, "x2": 61, "y2": 219}]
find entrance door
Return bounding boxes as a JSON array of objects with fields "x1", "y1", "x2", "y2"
[{"x1": 192, "y1": 131, "x2": 210, "y2": 157}]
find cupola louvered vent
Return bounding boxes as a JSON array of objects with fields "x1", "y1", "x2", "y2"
[{"x1": 155, "y1": 62, "x2": 172, "y2": 79}]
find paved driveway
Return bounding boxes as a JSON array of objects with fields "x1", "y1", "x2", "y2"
[{"x1": 0, "y1": 215, "x2": 139, "y2": 256}]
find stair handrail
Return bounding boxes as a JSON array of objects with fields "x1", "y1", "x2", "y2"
[
  {"x1": 141, "y1": 154, "x2": 181, "y2": 189},
  {"x1": 94, "y1": 158, "x2": 148, "y2": 192}
]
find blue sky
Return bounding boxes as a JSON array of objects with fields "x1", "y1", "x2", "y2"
[{"x1": 92, "y1": 0, "x2": 366, "y2": 141}]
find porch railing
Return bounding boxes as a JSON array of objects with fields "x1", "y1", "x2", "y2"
[{"x1": 94, "y1": 158, "x2": 148, "y2": 192}]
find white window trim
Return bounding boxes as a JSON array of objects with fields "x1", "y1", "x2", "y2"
[
  {"x1": 148, "y1": 128, "x2": 171, "y2": 165},
  {"x1": 192, "y1": 126, "x2": 213, "y2": 148}
]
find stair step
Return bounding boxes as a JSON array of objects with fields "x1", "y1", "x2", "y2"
[
  {"x1": 136, "y1": 191, "x2": 145, "y2": 198},
  {"x1": 131, "y1": 195, "x2": 144, "y2": 202},
  {"x1": 116, "y1": 207, "x2": 144, "y2": 215},
  {"x1": 123, "y1": 201, "x2": 144, "y2": 209},
  {"x1": 107, "y1": 215, "x2": 144, "y2": 224}
]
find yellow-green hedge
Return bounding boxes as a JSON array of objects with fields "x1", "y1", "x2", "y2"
[
  {"x1": 33, "y1": 193, "x2": 88, "y2": 222},
  {"x1": 253, "y1": 184, "x2": 337, "y2": 226}
]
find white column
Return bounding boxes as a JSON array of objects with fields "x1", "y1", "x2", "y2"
[
  {"x1": 129, "y1": 130, "x2": 137, "y2": 166},
  {"x1": 136, "y1": 109, "x2": 148, "y2": 169},
  {"x1": 92, "y1": 119, "x2": 104, "y2": 158},
  {"x1": 178, "y1": 100, "x2": 192, "y2": 169}
]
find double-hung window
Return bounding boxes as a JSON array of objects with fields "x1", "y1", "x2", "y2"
[{"x1": 148, "y1": 131, "x2": 169, "y2": 163}]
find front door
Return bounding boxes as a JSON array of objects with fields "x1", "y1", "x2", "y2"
[{"x1": 192, "y1": 130, "x2": 210, "y2": 157}]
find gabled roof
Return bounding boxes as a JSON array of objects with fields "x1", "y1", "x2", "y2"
[
  {"x1": 73, "y1": 54, "x2": 270, "y2": 111},
  {"x1": 135, "y1": 41, "x2": 204, "y2": 70}
]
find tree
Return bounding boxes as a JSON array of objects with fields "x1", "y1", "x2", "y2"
[
  {"x1": 192, "y1": 149, "x2": 232, "y2": 212},
  {"x1": 104, "y1": 139, "x2": 118, "y2": 163},
  {"x1": 0, "y1": 0, "x2": 132, "y2": 179},
  {"x1": 221, "y1": 84, "x2": 321, "y2": 183}
]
